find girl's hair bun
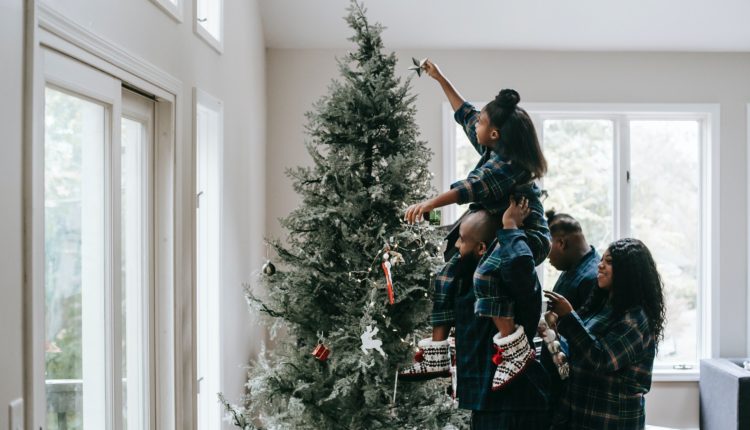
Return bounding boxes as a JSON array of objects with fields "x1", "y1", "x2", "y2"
[{"x1": 496, "y1": 89, "x2": 520, "y2": 109}]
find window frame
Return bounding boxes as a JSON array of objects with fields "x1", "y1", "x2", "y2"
[
  {"x1": 442, "y1": 102, "x2": 720, "y2": 381},
  {"x1": 150, "y1": 0, "x2": 184, "y2": 23},
  {"x1": 193, "y1": 0, "x2": 224, "y2": 54},
  {"x1": 26, "y1": 5, "x2": 189, "y2": 429},
  {"x1": 747, "y1": 102, "x2": 750, "y2": 360}
]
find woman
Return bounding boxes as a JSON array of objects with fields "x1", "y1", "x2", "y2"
[{"x1": 545, "y1": 238, "x2": 666, "y2": 429}]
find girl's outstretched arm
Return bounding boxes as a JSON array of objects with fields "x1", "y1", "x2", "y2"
[
  {"x1": 403, "y1": 189, "x2": 460, "y2": 224},
  {"x1": 424, "y1": 60, "x2": 465, "y2": 112}
]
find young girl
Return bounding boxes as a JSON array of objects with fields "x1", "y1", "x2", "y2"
[
  {"x1": 546, "y1": 238, "x2": 666, "y2": 429},
  {"x1": 401, "y1": 60, "x2": 550, "y2": 390}
]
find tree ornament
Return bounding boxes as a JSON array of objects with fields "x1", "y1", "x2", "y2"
[
  {"x1": 261, "y1": 244, "x2": 276, "y2": 276},
  {"x1": 262, "y1": 260, "x2": 276, "y2": 276},
  {"x1": 382, "y1": 253, "x2": 395, "y2": 305},
  {"x1": 381, "y1": 245, "x2": 405, "y2": 305},
  {"x1": 408, "y1": 57, "x2": 428, "y2": 77},
  {"x1": 312, "y1": 343, "x2": 330, "y2": 362},
  {"x1": 360, "y1": 325, "x2": 386, "y2": 358}
]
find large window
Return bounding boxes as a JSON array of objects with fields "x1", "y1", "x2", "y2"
[
  {"x1": 42, "y1": 49, "x2": 155, "y2": 430},
  {"x1": 444, "y1": 103, "x2": 718, "y2": 375}
]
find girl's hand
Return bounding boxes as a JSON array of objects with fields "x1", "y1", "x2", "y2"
[
  {"x1": 422, "y1": 59, "x2": 444, "y2": 81},
  {"x1": 404, "y1": 200, "x2": 435, "y2": 224},
  {"x1": 502, "y1": 196, "x2": 530, "y2": 229},
  {"x1": 544, "y1": 291, "x2": 573, "y2": 318}
]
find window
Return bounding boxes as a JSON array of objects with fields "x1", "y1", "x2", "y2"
[
  {"x1": 194, "y1": 0, "x2": 223, "y2": 53},
  {"x1": 42, "y1": 49, "x2": 155, "y2": 430},
  {"x1": 195, "y1": 88, "x2": 223, "y2": 430},
  {"x1": 443, "y1": 103, "x2": 718, "y2": 376},
  {"x1": 150, "y1": 0, "x2": 183, "y2": 23}
]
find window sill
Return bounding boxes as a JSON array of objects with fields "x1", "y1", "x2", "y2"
[{"x1": 652, "y1": 368, "x2": 699, "y2": 382}]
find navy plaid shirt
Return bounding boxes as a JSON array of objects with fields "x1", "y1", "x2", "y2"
[
  {"x1": 554, "y1": 303, "x2": 655, "y2": 429},
  {"x1": 453, "y1": 232, "x2": 549, "y2": 412},
  {"x1": 452, "y1": 102, "x2": 550, "y2": 266},
  {"x1": 552, "y1": 246, "x2": 600, "y2": 310},
  {"x1": 541, "y1": 246, "x2": 600, "y2": 415}
]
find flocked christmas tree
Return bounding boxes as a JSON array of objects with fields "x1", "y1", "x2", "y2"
[{"x1": 221, "y1": 2, "x2": 469, "y2": 428}]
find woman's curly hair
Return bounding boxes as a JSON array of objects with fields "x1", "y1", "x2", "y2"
[{"x1": 606, "y1": 238, "x2": 667, "y2": 343}]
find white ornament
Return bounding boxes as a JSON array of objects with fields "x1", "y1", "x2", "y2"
[
  {"x1": 360, "y1": 325, "x2": 386, "y2": 357},
  {"x1": 543, "y1": 328, "x2": 557, "y2": 343}
]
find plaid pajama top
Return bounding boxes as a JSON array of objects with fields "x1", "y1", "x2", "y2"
[
  {"x1": 541, "y1": 246, "x2": 601, "y2": 405},
  {"x1": 555, "y1": 303, "x2": 655, "y2": 429},
  {"x1": 451, "y1": 102, "x2": 551, "y2": 266},
  {"x1": 553, "y1": 246, "x2": 600, "y2": 310}
]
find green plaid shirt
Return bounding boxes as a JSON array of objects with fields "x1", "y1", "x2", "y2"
[
  {"x1": 554, "y1": 302, "x2": 655, "y2": 429},
  {"x1": 451, "y1": 102, "x2": 550, "y2": 266}
]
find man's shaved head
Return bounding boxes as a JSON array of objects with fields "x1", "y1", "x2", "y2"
[{"x1": 462, "y1": 210, "x2": 501, "y2": 244}]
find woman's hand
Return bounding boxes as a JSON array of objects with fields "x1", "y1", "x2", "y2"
[
  {"x1": 544, "y1": 291, "x2": 573, "y2": 318},
  {"x1": 422, "y1": 59, "x2": 444, "y2": 81},
  {"x1": 502, "y1": 196, "x2": 530, "y2": 230},
  {"x1": 404, "y1": 200, "x2": 435, "y2": 224}
]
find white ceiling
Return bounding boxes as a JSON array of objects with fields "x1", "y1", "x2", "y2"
[{"x1": 258, "y1": 0, "x2": 750, "y2": 52}]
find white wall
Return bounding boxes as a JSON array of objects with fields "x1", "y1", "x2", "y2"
[
  {"x1": 266, "y1": 48, "x2": 750, "y2": 428},
  {"x1": 0, "y1": 0, "x2": 25, "y2": 427},
  {"x1": 2, "y1": 1, "x2": 266, "y2": 428}
]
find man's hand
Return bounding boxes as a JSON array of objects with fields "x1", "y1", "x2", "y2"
[
  {"x1": 544, "y1": 291, "x2": 573, "y2": 318},
  {"x1": 404, "y1": 200, "x2": 435, "y2": 224},
  {"x1": 502, "y1": 196, "x2": 530, "y2": 230}
]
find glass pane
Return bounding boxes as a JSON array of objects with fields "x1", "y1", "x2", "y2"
[
  {"x1": 197, "y1": 0, "x2": 221, "y2": 41},
  {"x1": 541, "y1": 119, "x2": 614, "y2": 289},
  {"x1": 121, "y1": 117, "x2": 148, "y2": 430},
  {"x1": 453, "y1": 123, "x2": 478, "y2": 219},
  {"x1": 196, "y1": 103, "x2": 222, "y2": 430},
  {"x1": 45, "y1": 87, "x2": 106, "y2": 430},
  {"x1": 630, "y1": 120, "x2": 700, "y2": 365}
]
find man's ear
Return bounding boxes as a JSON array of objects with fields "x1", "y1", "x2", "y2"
[
  {"x1": 559, "y1": 237, "x2": 568, "y2": 250},
  {"x1": 490, "y1": 129, "x2": 500, "y2": 141},
  {"x1": 477, "y1": 241, "x2": 488, "y2": 256}
]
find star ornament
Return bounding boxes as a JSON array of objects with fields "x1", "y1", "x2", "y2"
[{"x1": 408, "y1": 57, "x2": 428, "y2": 77}]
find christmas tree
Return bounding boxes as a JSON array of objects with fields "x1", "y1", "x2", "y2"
[{"x1": 225, "y1": 2, "x2": 468, "y2": 428}]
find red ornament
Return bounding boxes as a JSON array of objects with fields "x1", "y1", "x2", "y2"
[
  {"x1": 311, "y1": 343, "x2": 330, "y2": 361},
  {"x1": 414, "y1": 349, "x2": 425, "y2": 363},
  {"x1": 381, "y1": 261, "x2": 395, "y2": 305},
  {"x1": 492, "y1": 345, "x2": 504, "y2": 366}
]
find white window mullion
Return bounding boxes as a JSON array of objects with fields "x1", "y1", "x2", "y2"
[
  {"x1": 615, "y1": 115, "x2": 631, "y2": 240},
  {"x1": 121, "y1": 89, "x2": 155, "y2": 430},
  {"x1": 108, "y1": 96, "x2": 125, "y2": 430},
  {"x1": 80, "y1": 99, "x2": 108, "y2": 430}
]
